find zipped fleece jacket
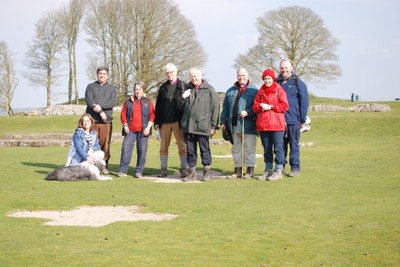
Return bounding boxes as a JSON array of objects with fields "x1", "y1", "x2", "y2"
[
  {"x1": 154, "y1": 79, "x2": 187, "y2": 126},
  {"x1": 276, "y1": 73, "x2": 309, "y2": 125},
  {"x1": 177, "y1": 80, "x2": 220, "y2": 136},
  {"x1": 85, "y1": 81, "x2": 118, "y2": 124},
  {"x1": 253, "y1": 82, "x2": 289, "y2": 132},
  {"x1": 220, "y1": 81, "x2": 258, "y2": 135}
]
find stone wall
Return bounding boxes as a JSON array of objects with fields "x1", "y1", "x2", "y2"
[
  {"x1": 24, "y1": 103, "x2": 390, "y2": 116},
  {"x1": 24, "y1": 105, "x2": 122, "y2": 116},
  {"x1": 311, "y1": 103, "x2": 390, "y2": 112}
]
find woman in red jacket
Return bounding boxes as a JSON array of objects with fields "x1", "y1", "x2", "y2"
[{"x1": 253, "y1": 69, "x2": 289, "y2": 181}]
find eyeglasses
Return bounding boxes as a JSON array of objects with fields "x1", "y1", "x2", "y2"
[{"x1": 165, "y1": 71, "x2": 175, "y2": 74}]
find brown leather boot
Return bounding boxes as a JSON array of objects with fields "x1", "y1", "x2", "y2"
[
  {"x1": 243, "y1": 167, "x2": 254, "y2": 179},
  {"x1": 201, "y1": 165, "x2": 211, "y2": 181},
  {"x1": 182, "y1": 167, "x2": 196, "y2": 182},
  {"x1": 157, "y1": 168, "x2": 168, "y2": 178},
  {"x1": 180, "y1": 167, "x2": 188, "y2": 178},
  {"x1": 228, "y1": 167, "x2": 242, "y2": 179}
]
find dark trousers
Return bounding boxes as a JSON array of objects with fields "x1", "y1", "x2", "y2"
[
  {"x1": 259, "y1": 131, "x2": 285, "y2": 169},
  {"x1": 184, "y1": 133, "x2": 212, "y2": 167},
  {"x1": 119, "y1": 131, "x2": 149, "y2": 174},
  {"x1": 93, "y1": 123, "x2": 113, "y2": 162},
  {"x1": 284, "y1": 124, "x2": 301, "y2": 171}
]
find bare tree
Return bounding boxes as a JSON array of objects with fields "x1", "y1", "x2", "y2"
[
  {"x1": 0, "y1": 41, "x2": 18, "y2": 116},
  {"x1": 234, "y1": 6, "x2": 342, "y2": 85},
  {"x1": 25, "y1": 11, "x2": 65, "y2": 108},
  {"x1": 85, "y1": 0, "x2": 122, "y2": 87},
  {"x1": 60, "y1": 0, "x2": 87, "y2": 104},
  {"x1": 84, "y1": 0, "x2": 206, "y2": 96}
]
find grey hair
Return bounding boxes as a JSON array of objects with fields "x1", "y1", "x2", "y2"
[
  {"x1": 189, "y1": 67, "x2": 202, "y2": 76},
  {"x1": 237, "y1": 68, "x2": 249, "y2": 76},
  {"x1": 280, "y1": 59, "x2": 293, "y2": 67},
  {"x1": 164, "y1": 63, "x2": 177, "y2": 73}
]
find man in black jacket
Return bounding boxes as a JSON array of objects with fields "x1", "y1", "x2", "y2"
[{"x1": 154, "y1": 63, "x2": 188, "y2": 178}]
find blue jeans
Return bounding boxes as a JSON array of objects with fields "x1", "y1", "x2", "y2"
[
  {"x1": 284, "y1": 124, "x2": 301, "y2": 171},
  {"x1": 259, "y1": 131, "x2": 285, "y2": 170},
  {"x1": 118, "y1": 131, "x2": 149, "y2": 174},
  {"x1": 184, "y1": 133, "x2": 212, "y2": 167}
]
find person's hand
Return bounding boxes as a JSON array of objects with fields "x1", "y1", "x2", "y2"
[
  {"x1": 182, "y1": 89, "x2": 191, "y2": 99},
  {"x1": 220, "y1": 124, "x2": 226, "y2": 132},
  {"x1": 154, "y1": 124, "x2": 159, "y2": 130},
  {"x1": 93, "y1": 104, "x2": 102, "y2": 113},
  {"x1": 210, "y1": 129, "x2": 216, "y2": 136},
  {"x1": 86, "y1": 157, "x2": 94, "y2": 164},
  {"x1": 260, "y1": 103, "x2": 272, "y2": 111},
  {"x1": 143, "y1": 127, "x2": 151, "y2": 137},
  {"x1": 100, "y1": 111, "x2": 107, "y2": 122},
  {"x1": 123, "y1": 125, "x2": 129, "y2": 134},
  {"x1": 240, "y1": 110, "x2": 248, "y2": 118}
]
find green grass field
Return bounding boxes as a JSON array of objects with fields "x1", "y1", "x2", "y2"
[{"x1": 0, "y1": 98, "x2": 399, "y2": 266}]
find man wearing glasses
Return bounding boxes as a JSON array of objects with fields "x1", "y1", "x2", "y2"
[{"x1": 154, "y1": 63, "x2": 188, "y2": 178}]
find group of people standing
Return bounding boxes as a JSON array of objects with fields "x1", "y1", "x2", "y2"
[
  {"x1": 221, "y1": 60, "x2": 309, "y2": 181},
  {"x1": 66, "y1": 60, "x2": 308, "y2": 182}
]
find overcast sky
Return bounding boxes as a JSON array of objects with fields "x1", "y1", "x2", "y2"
[{"x1": 1, "y1": 0, "x2": 399, "y2": 109}]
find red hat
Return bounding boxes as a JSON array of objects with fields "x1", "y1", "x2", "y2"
[{"x1": 262, "y1": 68, "x2": 276, "y2": 81}]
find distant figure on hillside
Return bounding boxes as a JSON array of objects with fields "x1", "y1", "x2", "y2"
[
  {"x1": 154, "y1": 63, "x2": 188, "y2": 178},
  {"x1": 220, "y1": 68, "x2": 258, "y2": 179},
  {"x1": 85, "y1": 66, "x2": 118, "y2": 174},
  {"x1": 276, "y1": 59, "x2": 309, "y2": 177}
]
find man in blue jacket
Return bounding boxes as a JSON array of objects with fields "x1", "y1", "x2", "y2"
[
  {"x1": 277, "y1": 59, "x2": 309, "y2": 177},
  {"x1": 220, "y1": 68, "x2": 258, "y2": 179}
]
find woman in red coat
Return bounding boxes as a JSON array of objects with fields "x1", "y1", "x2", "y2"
[{"x1": 253, "y1": 69, "x2": 289, "y2": 181}]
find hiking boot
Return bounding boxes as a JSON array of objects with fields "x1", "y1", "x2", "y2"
[
  {"x1": 201, "y1": 165, "x2": 211, "y2": 181},
  {"x1": 289, "y1": 170, "x2": 300, "y2": 177},
  {"x1": 243, "y1": 167, "x2": 254, "y2": 179},
  {"x1": 267, "y1": 169, "x2": 283, "y2": 181},
  {"x1": 180, "y1": 167, "x2": 188, "y2": 178},
  {"x1": 259, "y1": 169, "x2": 273, "y2": 181},
  {"x1": 182, "y1": 167, "x2": 196, "y2": 182},
  {"x1": 157, "y1": 168, "x2": 168, "y2": 178},
  {"x1": 228, "y1": 167, "x2": 242, "y2": 179},
  {"x1": 117, "y1": 172, "x2": 127, "y2": 177},
  {"x1": 134, "y1": 173, "x2": 142, "y2": 178},
  {"x1": 179, "y1": 156, "x2": 188, "y2": 178}
]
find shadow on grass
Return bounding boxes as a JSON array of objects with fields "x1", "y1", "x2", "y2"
[
  {"x1": 21, "y1": 161, "x2": 59, "y2": 170},
  {"x1": 21, "y1": 162, "x2": 59, "y2": 176}
]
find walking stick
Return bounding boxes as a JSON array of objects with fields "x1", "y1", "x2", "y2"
[{"x1": 241, "y1": 116, "x2": 245, "y2": 179}]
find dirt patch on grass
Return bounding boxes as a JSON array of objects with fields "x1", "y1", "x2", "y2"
[{"x1": 8, "y1": 205, "x2": 178, "y2": 227}]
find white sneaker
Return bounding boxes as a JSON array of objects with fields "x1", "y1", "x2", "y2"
[
  {"x1": 259, "y1": 169, "x2": 273, "y2": 181},
  {"x1": 117, "y1": 172, "x2": 127, "y2": 177},
  {"x1": 267, "y1": 169, "x2": 283, "y2": 181}
]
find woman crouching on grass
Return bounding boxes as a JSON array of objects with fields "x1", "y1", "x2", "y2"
[
  {"x1": 253, "y1": 68, "x2": 289, "y2": 181},
  {"x1": 66, "y1": 113, "x2": 104, "y2": 168}
]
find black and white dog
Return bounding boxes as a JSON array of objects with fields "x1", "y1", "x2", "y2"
[{"x1": 46, "y1": 151, "x2": 112, "y2": 181}]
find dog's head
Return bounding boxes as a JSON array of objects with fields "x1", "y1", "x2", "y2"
[{"x1": 92, "y1": 158, "x2": 106, "y2": 169}]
